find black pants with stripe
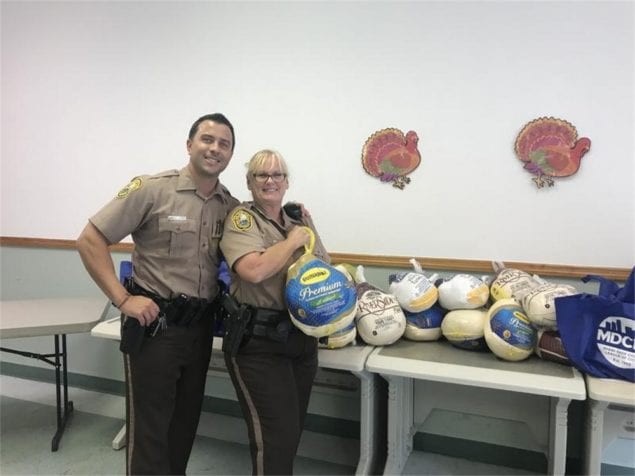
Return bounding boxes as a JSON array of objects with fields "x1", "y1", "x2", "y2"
[
  {"x1": 123, "y1": 317, "x2": 214, "y2": 475},
  {"x1": 225, "y1": 328, "x2": 318, "y2": 475}
]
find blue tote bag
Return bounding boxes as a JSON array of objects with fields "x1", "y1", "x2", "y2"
[{"x1": 555, "y1": 267, "x2": 634, "y2": 382}]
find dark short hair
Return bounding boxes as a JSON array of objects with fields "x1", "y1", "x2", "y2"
[{"x1": 188, "y1": 113, "x2": 235, "y2": 151}]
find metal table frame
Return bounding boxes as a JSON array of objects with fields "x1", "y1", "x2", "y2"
[
  {"x1": 0, "y1": 297, "x2": 108, "y2": 451},
  {"x1": 366, "y1": 339, "x2": 586, "y2": 476}
]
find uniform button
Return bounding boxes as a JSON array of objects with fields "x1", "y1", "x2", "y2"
[
  {"x1": 202, "y1": 243, "x2": 207, "y2": 248},
  {"x1": 203, "y1": 221, "x2": 207, "y2": 226}
]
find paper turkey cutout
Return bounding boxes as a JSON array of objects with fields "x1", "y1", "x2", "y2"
[
  {"x1": 361, "y1": 128, "x2": 421, "y2": 189},
  {"x1": 514, "y1": 117, "x2": 591, "y2": 188}
]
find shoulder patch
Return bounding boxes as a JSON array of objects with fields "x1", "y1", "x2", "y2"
[
  {"x1": 231, "y1": 209, "x2": 253, "y2": 231},
  {"x1": 117, "y1": 177, "x2": 143, "y2": 199}
]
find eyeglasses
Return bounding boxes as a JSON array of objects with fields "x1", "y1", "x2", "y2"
[{"x1": 252, "y1": 172, "x2": 287, "y2": 183}]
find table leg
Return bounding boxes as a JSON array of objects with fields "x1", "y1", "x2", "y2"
[
  {"x1": 584, "y1": 399, "x2": 608, "y2": 476},
  {"x1": 351, "y1": 370, "x2": 379, "y2": 476},
  {"x1": 381, "y1": 374, "x2": 413, "y2": 475},
  {"x1": 51, "y1": 334, "x2": 74, "y2": 451},
  {"x1": 548, "y1": 397, "x2": 571, "y2": 476}
]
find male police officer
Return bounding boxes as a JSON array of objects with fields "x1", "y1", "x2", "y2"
[{"x1": 77, "y1": 113, "x2": 239, "y2": 475}]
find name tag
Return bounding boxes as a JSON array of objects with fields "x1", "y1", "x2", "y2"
[{"x1": 168, "y1": 215, "x2": 187, "y2": 221}]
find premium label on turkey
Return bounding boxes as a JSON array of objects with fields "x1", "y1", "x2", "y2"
[
  {"x1": 286, "y1": 227, "x2": 357, "y2": 338},
  {"x1": 286, "y1": 259, "x2": 356, "y2": 325}
]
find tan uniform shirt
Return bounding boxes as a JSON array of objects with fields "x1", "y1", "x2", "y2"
[
  {"x1": 220, "y1": 202, "x2": 330, "y2": 310},
  {"x1": 90, "y1": 167, "x2": 239, "y2": 300}
]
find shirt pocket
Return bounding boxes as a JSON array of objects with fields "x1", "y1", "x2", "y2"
[
  {"x1": 158, "y1": 217, "x2": 197, "y2": 257},
  {"x1": 208, "y1": 226, "x2": 223, "y2": 261}
]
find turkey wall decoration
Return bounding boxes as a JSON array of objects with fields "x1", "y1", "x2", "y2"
[
  {"x1": 361, "y1": 128, "x2": 421, "y2": 189},
  {"x1": 514, "y1": 117, "x2": 591, "y2": 188}
]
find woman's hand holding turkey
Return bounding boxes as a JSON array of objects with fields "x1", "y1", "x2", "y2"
[{"x1": 287, "y1": 226, "x2": 311, "y2": 250}]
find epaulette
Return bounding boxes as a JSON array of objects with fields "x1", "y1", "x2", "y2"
[
  {"x1": 116, "y1": 170, "x2": 178, "y2": 199},
  {"x1": 148, "y1": 169, "x2": 180, "y2": 180}
]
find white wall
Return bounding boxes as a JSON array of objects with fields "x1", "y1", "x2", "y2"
[{"x1": 2, "y1": 1, "x2": 633, "y2": 268}]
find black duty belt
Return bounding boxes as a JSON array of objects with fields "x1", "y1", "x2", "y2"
[
  {"x1": 251, "y1": 308, "x2": 292, "y2": 343},
  {"x1": 125, "y1": 278, "x2": 218, "y2": 331}
]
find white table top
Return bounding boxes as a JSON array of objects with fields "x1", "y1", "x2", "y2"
[
  {"x1": 0, "y1": 297, "x2": 110, "y2": 339},
  {"x1": 90, "y1": 315, "x2": 122, "y2": 341},
  {"x1": 318, "y1": 344, "x2": 375, "y2": 372},
  {"x1": 367, "y1": 339, "x2": 586, "y2": 400},
  {"x1": 585, "y1": 375, "x2": 635, "y2": 406},
  {"x1": 91, "y1": 317, "x2": 375, "y2": 372}
]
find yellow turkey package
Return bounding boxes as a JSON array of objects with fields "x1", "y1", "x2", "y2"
[{"x1": 285, "y1": 228, "x2": 357, "y2": 338}]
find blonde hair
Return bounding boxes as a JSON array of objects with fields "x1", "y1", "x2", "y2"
[{"x1": 245, "y1": 149, "x2": 289, "y2": 180}]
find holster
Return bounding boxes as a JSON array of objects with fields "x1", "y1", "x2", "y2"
[
  {"x1": 220, "y1": 294, "x2": 252, "y2": 357},
  {"x1": 119, "y1": 277, "x2": 148, "y2": 356},
  {"x1": 120, "y1": 315, "x2": 146, "y2": 356}
]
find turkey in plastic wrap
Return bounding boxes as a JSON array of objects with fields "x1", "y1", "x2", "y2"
[
  {"x1": 403, "y1": 304, "x2": 446, "y2": 341},
  {"x1": 388, "y1": 259, "x2": 438, "y2": 312},
  {"x1": 484, "y1": 299, "x2": 536, "y2": 361},
  {"x1": 489, "y1": 261, "x2": 539, "y2": 303},
  {"x1": 437, "y1": 274, "x2": 489, "y2": 310},
  {"x1": 355, "y1": 265, "x2": 406, "y2": 346},
  {"x1": 318, "y1": 321, "x2": 357, "y2": 349},
  {"x1": 285, "y1": 227, "x2": 357, "y2": 338},
  {"x1": 521, "y1": 275, "x2": 578, "y2": 329},
  {"x1": 316, "y1": 264, "x2": 359, "y2": 349}
]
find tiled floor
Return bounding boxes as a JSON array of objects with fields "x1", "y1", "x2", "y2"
[
  {"x1": 0, "y1": 375, "x2": 353, "y2": 475},
  {"x1": 1, "y1": 374, "x2": 543, "y2": 475}
]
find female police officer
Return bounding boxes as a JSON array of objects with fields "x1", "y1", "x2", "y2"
[{"x1": 219, "y1": 149, "x2": 330, "y2": 475}]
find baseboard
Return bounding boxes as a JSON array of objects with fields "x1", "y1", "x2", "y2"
[
  {"x1": 0, "y1": 362, "x2": 359, "y2": 440},
  {"x1": 601, "y1": 463, "x2": 635, "y2": 476},
  {"x1": 0, "y1": 361, "x2": 125, "y2": 395}
]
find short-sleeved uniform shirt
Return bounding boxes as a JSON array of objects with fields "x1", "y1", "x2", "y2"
[
  {"x1": 90, "y1": 167, "x2": 239, "y2": 300},
  {"x1": 220, "y1": 202, "x2": 330, "y2": 311}
]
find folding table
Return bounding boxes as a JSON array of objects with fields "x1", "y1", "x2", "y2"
[
  {"x1": 0, "y1": 297, "x2": 109, "y2": 450},
  {"x1": 366, "y1": 339, "x2": 586, "y2": 475}
]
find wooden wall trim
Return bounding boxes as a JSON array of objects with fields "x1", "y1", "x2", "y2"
[
  {"x1": 1, "y1": 236, "x2": 630, "y2": 281},
  {"x1": 0, "y1": 236, "x2": 134, "y2": 253}
]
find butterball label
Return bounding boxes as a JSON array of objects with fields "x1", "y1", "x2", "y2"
[
  {"x1": 490, "y1": 306, "x2": 536, "y2": 350},
  {"x1": 596, "y1": 316, "x2": 634, "y2": 369},
  {"x1": 300, "y1": 267, "x2": 330, "y2": 285}
]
